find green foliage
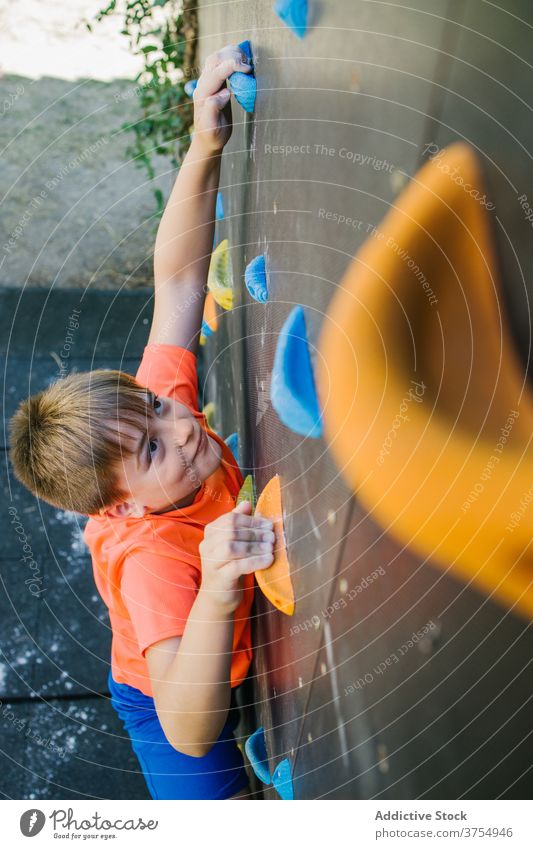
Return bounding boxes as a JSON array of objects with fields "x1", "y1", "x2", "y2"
[{"x1": 89, "y1": 0, "x2": 197, "y2": 217}]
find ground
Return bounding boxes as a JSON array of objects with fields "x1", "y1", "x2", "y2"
[{"x1": 0, "y1": 0, "x2": 171, "y2": 291}]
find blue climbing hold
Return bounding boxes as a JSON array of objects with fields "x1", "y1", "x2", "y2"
[
  {"x1": 270, "y1": 305, "x2": 323, "y2": 438},
  {"x1": 244, "y1": 727, "x2": 272, "y2": 785},
  {"x1": 239, "y1": 38, "x2": 253, "y2": 64},
  {"x1": 200, "y1": 319, "x2": 213, "y2": 338},
  {"x1": 273, "y1": 0, "x2": 308, "y2": 39},
  {"x1": 216, "y1": 191, "x2": 224, "y2": 221},
  {"x1": 245, "y1": 254, "x2": 269, "y2": 303},
  {"x1": 184, "y1": 78, "x2": 197, "y2": 97},
  {"x1": 228, "y1": 40, "x2": 256, "y2": 113},
  {"x1": 272, "y1": 758, "x2": 294, "y2": 800},
  {"x1": 224, "y1": 431, "x2": 240, "y2": 468}
]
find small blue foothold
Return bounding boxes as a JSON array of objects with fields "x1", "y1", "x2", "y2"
[
  {"x1": 224, "y1": 431, "x2": 240, "y2": 467},
  {"x1": 245, "y1": 254, "x2": 268, "y2": 303},
  {"x1": 245, "y1": 727, "x2": 272, "y2": 785},
  {"x1": 270, "y1": 305, "x2": 323, "y2": 438},
  {"x1": 184, "y1": 78, "x2": 197, "y2": 97},
  {"x1": 215, "y1": 192, "x2": 224, "y2": 221},
  {"x1": 228, "y1": 39, "x2": 256, "y2": 113},
  {"x1": 273, "y1": 0, "x2": 308, "y2": 39},
  {"x1": 201, "y1": 319, "x2": 213, "y2": 338},
  {"x1": 272, "y1": 758, "x2": 294, "y2": 800}
]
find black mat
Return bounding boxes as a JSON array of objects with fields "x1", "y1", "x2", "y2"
[{"x1": 0, "y1": 287, "x2": 151, "y2": 799}]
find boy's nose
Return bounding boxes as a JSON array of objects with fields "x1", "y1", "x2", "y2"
[{"x1": 171, "y1": 414, "x2": 197, "y2": 449}]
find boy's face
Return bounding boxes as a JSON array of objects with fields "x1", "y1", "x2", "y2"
[{"x1": 109, "y1": 393, "x2": 222, "y2": 516}]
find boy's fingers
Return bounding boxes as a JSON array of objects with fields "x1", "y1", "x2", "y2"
[
  {"x1": 232, "y1": 512, "x2": 274, "y2": 531},
  {"x1": 203, "y1": 44, "x2": 242, "y2": 70},
  {"x1": 196, "y1": 90, "x2": 230, "y2": 124},
  {"x1": 204, "y1": 45, "x2": 251, "y2": 73},
  {"x1": 224, "y1": 540, "x2": 274, "y2": 560},
  {"x1": 194, "y1": 56, "x2": 251, "y2": 101},
  {"x1": 215, "y1": 526, "x2": 275, "y2": 543},
  {"x1": 216, "y1": 88, "x2": 231, "y2": 106},
  {"x1": 210, "y1": 90, "x2": 231, "y2": 121},
  {"x1": 204, "y1": 505, "x2": 273, "y2": 533},
  {"x1": 233, "y1": 553, "x2": 275, "y2": 576},
  {"x1": 219, "y1": 44, "x2": 251, "y2": 66}
]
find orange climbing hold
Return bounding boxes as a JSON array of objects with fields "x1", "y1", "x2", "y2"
[
  {"x1": 254, "y1": 475, "x2": 295, "y2": 616},
  {"x1": 203, "y1": 291, "x2": 218, "y2": 333},
  {"x1": 317, "y1": 141, "x2": 533, "y2": 621}
]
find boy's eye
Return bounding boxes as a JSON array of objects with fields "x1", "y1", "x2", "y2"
[
  {"x1": 153, "y1": 395, "x2": 162, "y2": 413},
  {"x1": 148, "y1": 438, "x2": 158, "y2": 458}
]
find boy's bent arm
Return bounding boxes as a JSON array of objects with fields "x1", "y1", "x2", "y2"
[
  {"x1": 145, "y1": 590, "x2": 234, "y2": 757},
  {"x1": 145, "y1": 501, "x2": 275, "y2": 758}
]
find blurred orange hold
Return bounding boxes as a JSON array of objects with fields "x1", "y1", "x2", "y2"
[
  {"x1": 254, "y1": 474, "x2": 295, "y2": 616},
  {"x1": 203, "y1": 291, "x2": 218, "y2": 333},
  {"x1": 317, "y1": 141, "x2": 533, "y2": 620}
]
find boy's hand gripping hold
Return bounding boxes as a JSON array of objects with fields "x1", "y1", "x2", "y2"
[
  {"x1": 199, "y1": 501, "x2": 275, "y2": 614},
  {"x1": 192, "y1": 44, "x2": 252, "y2": 156}
]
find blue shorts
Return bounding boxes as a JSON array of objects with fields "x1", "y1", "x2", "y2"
[{"x1": 107, "y1": 671, "x2": 250, "y2": 800}]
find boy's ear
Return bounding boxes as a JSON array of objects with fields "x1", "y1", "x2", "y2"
[{"x1": 101, "y1": 500, "x2": 146, "y2": 519}]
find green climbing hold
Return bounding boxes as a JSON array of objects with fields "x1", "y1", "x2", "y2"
[
  {"x1": 237, "y1": 474, "x2": 256, "y2": 509},
  {"x1": 202, "y1": 401, "x2": 217, "y2": 431}
]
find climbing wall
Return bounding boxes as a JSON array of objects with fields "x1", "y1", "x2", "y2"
[{"x1": 197, "y1": 0, "x2": 533, "y2": 798}]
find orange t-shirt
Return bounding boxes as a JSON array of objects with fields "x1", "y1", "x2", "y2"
[{"x1": 83, "y1": 344, "x2": 253, "y2": 698}]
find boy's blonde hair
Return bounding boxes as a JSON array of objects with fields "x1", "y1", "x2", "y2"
[{"x1": 9, "y1": 370, "x2": 153, "y2": 515}]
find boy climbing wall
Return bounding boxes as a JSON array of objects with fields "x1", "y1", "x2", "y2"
[{"x1": 9, "y1": 43, "x2": 275, "y2": 800}]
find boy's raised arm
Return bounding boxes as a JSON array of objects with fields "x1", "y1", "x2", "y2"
[{"x1": 148, "y1": 44, "x2": 252, "y2": 353}]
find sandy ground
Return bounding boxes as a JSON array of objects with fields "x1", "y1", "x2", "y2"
[
  {"x1": 0, "y1": 0, "x2": 176, "y2": 290},
  {"x1": 0, "y1": 0, "x2": 142, "y2": 81}
]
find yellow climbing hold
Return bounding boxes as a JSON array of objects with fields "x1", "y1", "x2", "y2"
[
  {"x1": 202, "y1": 401, "x2": 217, "y2": 431},
  {"x1": 237, "y1": 474, "x2": 256, "y2": 509},
  {"x1": 208, "y1": 238, "x2": 233, "y2": 310}
]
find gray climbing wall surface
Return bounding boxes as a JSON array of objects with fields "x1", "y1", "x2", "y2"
[{"x1": 198, "y1": 0, "x2": 533, "y2": 798}]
